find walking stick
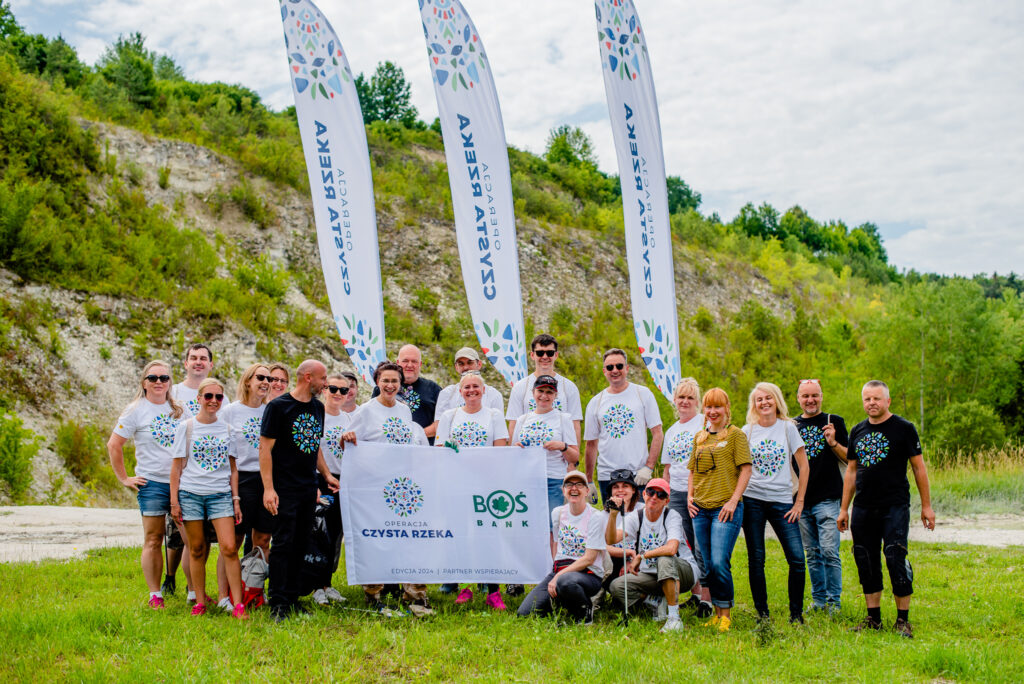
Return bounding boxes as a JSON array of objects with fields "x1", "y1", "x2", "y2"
[{"x1": 622, "y1": 506, "x2": 629, "y2": 627}]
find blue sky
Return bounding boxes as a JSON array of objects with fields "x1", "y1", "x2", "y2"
[{"x1": 10, "y1": 0, "x2": 1024, "y2": 276}]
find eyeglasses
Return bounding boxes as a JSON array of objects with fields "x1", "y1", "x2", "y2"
[
  {"x1": 533, "y1": 349, "x2": 556, "y2": 358},
  {"x1": 270, "y1": 376, "x2": 288, "y2": 384},
  {"x1": 326, "y1": 385, "x2": 349, "y2": 395},
  {"x1": 645, "y1": 489, "x2": 669, "y2": 500},
  {"x1": 563, "y1": 481, "x2": 586, "y2": 490},
  {"x1": 145, "y1": 374, "x2": 171, "y2": 383},
  {"x1": 695, "y1": 446, "x2": 717, "y2": 475},
  {"x1": 605, "y1": 363, "x2": 625, "y2": 371},
  {"x1": 202, "y1": 393, "x2": 224, "y2": 401}
]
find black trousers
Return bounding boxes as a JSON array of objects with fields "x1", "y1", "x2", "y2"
[
  {"x1": 851, "y1": 503, "x2": 913, "y2": 597},
  {"x1": 316, "y1": 473, "x2": 343, "y2": 587},
  {"x1": 269, "y1": 485, "x2": 316, "y2": 609}
]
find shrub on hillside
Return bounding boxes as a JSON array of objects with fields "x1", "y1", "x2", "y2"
[
  {"x1": 929, "y1": 400, "x2": 1008, "y2": 464},
  {"x1": 55, "y1": 420, "x2": 118, "y2": 490},
  {"x1": 0, "y1": 410, "x2": 39, "y2": 502}
]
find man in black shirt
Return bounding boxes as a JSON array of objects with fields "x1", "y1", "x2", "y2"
[
  {"x1": 259, "y1": 359, "x2": 339, "y2": 621},
  {"x1": 794, "y1": 379, "x2": 848, "y2": 613},
  {"x1": 838, "y1": 380, "x2": 935, "y2": 638},
  {"x1": 372, "y1": 344, "x2": 441, "y2": 442}
]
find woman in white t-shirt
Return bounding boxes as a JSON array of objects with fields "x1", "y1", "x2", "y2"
[
  {"x1": 660, "y1": 377, "x2": 712, "y2": 614},
  {"x1": 107, "y1": 360, "x2": 187, "y2": 610},
  {"x1": 511, "y1": 374, "x2": 578, "y2": 517},
  {"x1": 169, "y1": 378, "x2": 246, "y2": 619},
  {"x1": 516, "y1": 470, "x2": 605, "y2": 624},
  {"x1": 435, "y1": 372, "x2": 510, "y2": 610},
  {"x1": 741, "y1": 382, "x2": 810, "y2": 624}
]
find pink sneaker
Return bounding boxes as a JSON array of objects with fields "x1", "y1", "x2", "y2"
[
  {"x1": 484, "y1": 591, "x2": 507, "y2": 611},
  {"x1": 191, "y1": 603, "x2": 207, "y2": 616},
  {"x1": 232, "y1": 603, "x2": 248, "y2": 620},
  {"x1": 455, "y1": 588, "x2": 473, "y2": 604},
  {"x1": 148, "y1": 596, "x2": 165, "y2": 610}
]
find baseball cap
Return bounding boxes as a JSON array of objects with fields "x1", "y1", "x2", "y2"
[
  {"x1": 644, "y1": 478, "x2": 670, "y2": 495},
  {"x1": 534, "y1": 374, "x2": 558, "y2": 390},
  {"x1": 454, "y1": 347, "x2": 480, "y2": 363},
  {"x1": 562, "y1": 470, "x2": 588, "y2": 486}
]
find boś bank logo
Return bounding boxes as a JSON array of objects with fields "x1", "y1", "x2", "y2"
[
  {"x1": 473, "y1": 490, "x2": 530, "y2": 528},
  {"x1": 383, "y1": 477, "x2": 424, "y2": 517}
]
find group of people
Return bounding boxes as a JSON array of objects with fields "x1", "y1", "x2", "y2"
[{"x1": 108, "y1": 334, "x2": 936, "y2": 636}]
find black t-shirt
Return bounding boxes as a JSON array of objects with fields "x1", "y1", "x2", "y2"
[
  {"x1": 260, "y1": 393, "x2": 325, "y2": 492},
  {"x1": 794, "y1": 412, "x2": 848, "y2": 506},
  {"x1": 848, "y1": 413, "x2": 921, "y2": 509},
  {"x1": 372, "y1": 376, "x2": 441, "y2": 429}
]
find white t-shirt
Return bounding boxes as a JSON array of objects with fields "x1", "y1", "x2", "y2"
[
  {"x1": 349, "y1": 399, "x2": 415, "y2": 445},
  {"x1": 742, "y1": 420, "x2": 806, "y2": 504},
  {"x1": 506, "y1": 373, "x2": 583, "y2": 421},
  {"x1": 583, "y1": 383, "x2": 662, "y2": 479},
  {"x1": 411, "y1": 422, "x2": 430, "y2": 446},
  {"x1": 512, "y1": 410, "x2": 577, "y2": 478},
  {"x1": 220, "y1": 401, "x2": 266, "y2": 472},
  {"x1": 660, "y1": 414, "x2": 705, "y2": 492},
  {"x1": 435, "y1": 406, "x2": 509, "y2": 447},
  {"x1": 321, "y1": 410, "x2": 353, "y2": 475},
  {"x1": 112, "y1": 398, "x2": 181, "y2": 483},
  {"x1": 623, "y1": 507, "x2": 699, "y2": 580},
  {"x1": 551, "y1": 504, "x2": 606, "y2": 576},
  {"x1": 605, "y1": 501, "x2": 644, "y2": 550},
  {"x1": 171, "y1": 383, "x2": 200, "y2": 417},
  {"x1": 435, "y1": 383, "x2": 505, "y2": 417},
  {"x1": 174, "y1": 417, "x2": 235, "y2": 496}
]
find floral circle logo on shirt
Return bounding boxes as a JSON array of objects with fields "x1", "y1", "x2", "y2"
[
  {"x1": 383, "y1": 477, "x2": 424, "y2": 517},
  {"x1": 857, "y1": 431, "x2": 889, "y2": 467},
  {"x1": 603, "y1": 404, "x2": 636, "y2": 439},
  {"x1": 667, "y1": 431, "x2": 695, "y2": 464},
  {"x1": 192, "y1": 435, "x2": 229, "y2": 472},
  {"x1": 519, "y1": 420, "x2": 555, "y2": 447},
  {"x1": 527, "y1": 397, "x2": 565, "y2": 413},
  {"x1": 752, "y1": 439, "x2": 788, "y2": 478},
  {"x1": 639, "y1": 530, "x2": 664, "y2": 565},
  {"x1": 324, "y1": 425, "x2": 346, "y2": 461},
  {"x1": 291, "y1": 413, "x2": 322, "y2": 454},
  {"x1": 398, "y1": 386, "x2": 421, "y2": 412},
  {"x1": 558, "y1": 523, "x2": 587, "y2": 558},
  {"x1": 799, "y1": 425, "x2": 826, "y2": 460},
  {"x1": 242, "y1": 416, "x2": 261, "y2": 449},
  {"x1": 150, "y1": 414, "x2": 178, "y2": 448},
  {"x1": 451, "y1": 420, "x2": 488, "y2": 447},
  {"x1": 186, "y1": 399, "x2": 200, "y2": 416},
  {"x1": 381, "y1": 416, "x2": 412, "y2": 445}
]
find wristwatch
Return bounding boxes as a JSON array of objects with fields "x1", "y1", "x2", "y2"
[{"x1": 559, "y1": 441, "x2": 568, "y2": 452}]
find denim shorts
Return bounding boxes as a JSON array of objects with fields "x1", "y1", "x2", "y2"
[
  {"x1": 178, "y1": 490, "x2": 234, "y2": 521},
  {"x1": 136, "y1": 480, "x2": 171, "y2": 517}
]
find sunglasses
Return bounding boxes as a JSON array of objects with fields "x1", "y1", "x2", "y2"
[
  {"x1": 605, "y1": 363, "x2": 625, "y2": 371},
  {"x1": 609, "y1": 468, "x2": 634, "y2": 481},
  {"x1": 253, "y1": 374, "x2": 272, "y2": 382},
  {"x1": 145, "y1": 374, "x2": 171, "y2": 383},
  {"x1": 270, "y1": 376, "x2": 288, "y2": 384},
  {"x1": 645, "y1": 489, "x2": 669, "y2": 500},
  {"x1": 695, "y1": 447, "x2": 717, "y2": 475},
  {"x1": 202, "y1": 393, "x2": 224, "y2": 401},
  {"x1": 326, "y1": 385, "x2": 350, "y2": 395},
  {"x1": 533, "y1": 349, "x2": 557, "y2": 358}
]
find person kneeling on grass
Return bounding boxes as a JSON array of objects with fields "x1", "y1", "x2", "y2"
[
  {"x1": 170, "y1": 378, "x2": 247, "y2": 619},
  {"x1": 517, "y1": 471, "x2": 605, "y2": 624},
  {"x1": 606, "y1": 478, "x2": 698, "y2": 632}
]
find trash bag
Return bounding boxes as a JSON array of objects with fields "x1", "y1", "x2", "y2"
[{"x1": 300, "y1": 497, "x2": 334, "y2": 596}]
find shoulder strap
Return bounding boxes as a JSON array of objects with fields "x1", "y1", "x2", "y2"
[
  {"x1": 184, "y1": 417, "x2": 195, "y2": 465},
  {"x1": 634, "y1": 508, "x2": 644, "y2": 554}
]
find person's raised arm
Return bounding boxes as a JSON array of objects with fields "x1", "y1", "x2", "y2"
[{"x1": 107, "y1": 433, "x2": 143, "y2": 491}]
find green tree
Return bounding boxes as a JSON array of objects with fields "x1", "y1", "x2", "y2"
[
  {"x1": 665, "y1": 175, "x2": 701, "y2": 214},
  {"x1": 154, "y1": 54, "x2": 184, "y2": 81},
  {"x1": 98, "y1": 32, "x2": 156, "y2": 108},
  {"x1": 0, "y1": 0, "x2": 20, "y2": 39},
  {"x1": 544, "y1": 124, "x2": 597, "y2": 167},
  {"x1": 355, "y1": 61, "x2": 418, "y2": 126}
]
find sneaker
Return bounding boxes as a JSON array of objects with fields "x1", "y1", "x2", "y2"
[
  {"x1": 407, "y1": 599, "x2": 435, "y2": 617},
  {"x1": 271, "y1": 606, "x2": 289, "y2": 623},
  {"x1": 312, "y1": 589, "x2": 329, "y2": 606},
  {"x1": 371, "y1": 601, "x2": 401, "y2": 618},
  {"x1": 660, "y1": 615, "x2": 684, "y2": 633},
  {"x1": 439, "y1": 583, "x2": 458, "y2": 594},
  {"x1": 484, "y1": 591, "x2": 507, "y2": 611},
  {"x1": 323, "y1": 587, "x2": 346, "y2": 603},
  {"x1": 217, "y1": 597, "x2": 233, "y2": 613},
  {"x1": 696, "y1": 601, "x2": 714, "y2": 618},
  {"x1": 790, "y1": 613, "x2": 805, "y2": 625},
  {"x1": 591, "y1": 588, "x2": 605, "y2": 612},
  {"x1": 161, "y1": 576, "x2": 176, "y2": 596},
  {"x1": 186, "y1": 590, "x2": 197, "y2": 605},
  {"x1": 582, "y1": 606, "x2": 595, "y2": 626},
  {"x1": 292, "y1": 603, "x2": 312, "y2": 616},
  {"x1": 191, "y1": 603, "x2": 207, "y2": 617},
  {"x1": 148, "y1": 595, "x2": 165, "y2": 610},
  {"x1": 893, "y1": 618, "x2": 914, "y2": 639},
  {"x1": 683, "y1": 594, "x2": 702, "y2": 610},
  {"x1": 717, "y1": 616, "x2": 732, "y2": 632},
  {"x1": 505, "y1": 584, "x2": 524, "y2": 597},
  {"x1": 809, "y1": 603, "x2": 827, "y2": 613},
  {"x1": 232, "y1": 603, "x2": 248, "y2": 620},
  {"x1": 703, "y1": 615, "x2": 720, "y2": 628},
  {"x1": 455, "y1": 588, "x2": 473, "y2": 605},
  {"x1": 850, "y1": 615, "x2": 883, "y2": 633}
]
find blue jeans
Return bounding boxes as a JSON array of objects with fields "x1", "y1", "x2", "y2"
[
  {"x1": 668, "y1": 490, "x2": 707, "y2": 583},
  {"x1": 136, "y1": 480, "x2": 171, "y2": 517},
  {"x1": 547, "y1": 478, "x2": 564, "y2": 527},
  {"x1": 799, "y1": 498, "x2": 842, "y2": 608},
  {"x1": 691, "y1": 500, "x2": 744, "y2": 608},
  {"x1": 742, "y1": 496, "x2": 806, "y2": 619},
  {"x1": 178, "y1": 490, "x2": 234, "y2": 521}
]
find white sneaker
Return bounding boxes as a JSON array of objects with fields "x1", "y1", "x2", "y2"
[
  {"x1": 217, "y1": 597, "x2": 233, "y2": 613},
  {"x1": 312, "y1": 588, "x2": 329, "y2": 605},
  {"x1": 324, "y1": 587, "x2": 347, "y2": 603},
  {"x1": 186, "y1": 590, "x2": 197, "y2": 604},
  {"x1": 660, "y1": 615, "x2": 684, "y2": 633}
]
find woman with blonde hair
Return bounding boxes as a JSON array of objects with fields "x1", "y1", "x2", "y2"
[
  {"x1": 686, "y1": 388, "x2": 752, "y2": 632},
  {"x1": 107, "y1": 360, "x2": 187, "y2": 609},
  {"x1": 267, "y1": 362, "x2": 290, "y2": 402},
  {"x1": 742, "y1": 382, "x2": 809, "y2": 624}
]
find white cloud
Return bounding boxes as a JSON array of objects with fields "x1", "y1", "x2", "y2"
[{"x1": 9, "y1": 0, "x2": 1023, "y2": 275}]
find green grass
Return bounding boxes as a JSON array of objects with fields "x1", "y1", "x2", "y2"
[{"x1": 2, "y1": 540, "x2": 1021, "y2": 681}]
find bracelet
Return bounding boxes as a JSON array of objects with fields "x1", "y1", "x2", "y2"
[
  {"x1": 559, "y1": 442, "x2": 568, "y2": 452},
  {"x1": 232, "y1": 496, "x2": 241, "y2": 501}
]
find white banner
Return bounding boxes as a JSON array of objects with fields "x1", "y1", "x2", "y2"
[
  {"x1": 340, "y1": 443, "x2": 550, "y2": 584},
  {"x1": 594, "y1": 0, "x2": 681, "y2": 402},
  {"x1": 418, "y1": 0, "x2": 528, "y2": 386},
  {"x1": 278, "y1": 0, "x2": 387, "y2": 384}
]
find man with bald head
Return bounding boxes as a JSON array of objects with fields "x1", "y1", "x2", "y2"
[
  {"x1": 260, "y1": 359, "x2": 339, "y2": 621},
  {"x1": 373, "y1": 344, "x2": 442, "y2": 443}
]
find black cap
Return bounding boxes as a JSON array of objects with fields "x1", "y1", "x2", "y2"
[
  {"x1": 534, "y1": 374, "x2": 558, "y2": 390},
  {"x1": 608, "y1": 468, "x2": 636, "y2": 487}
]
